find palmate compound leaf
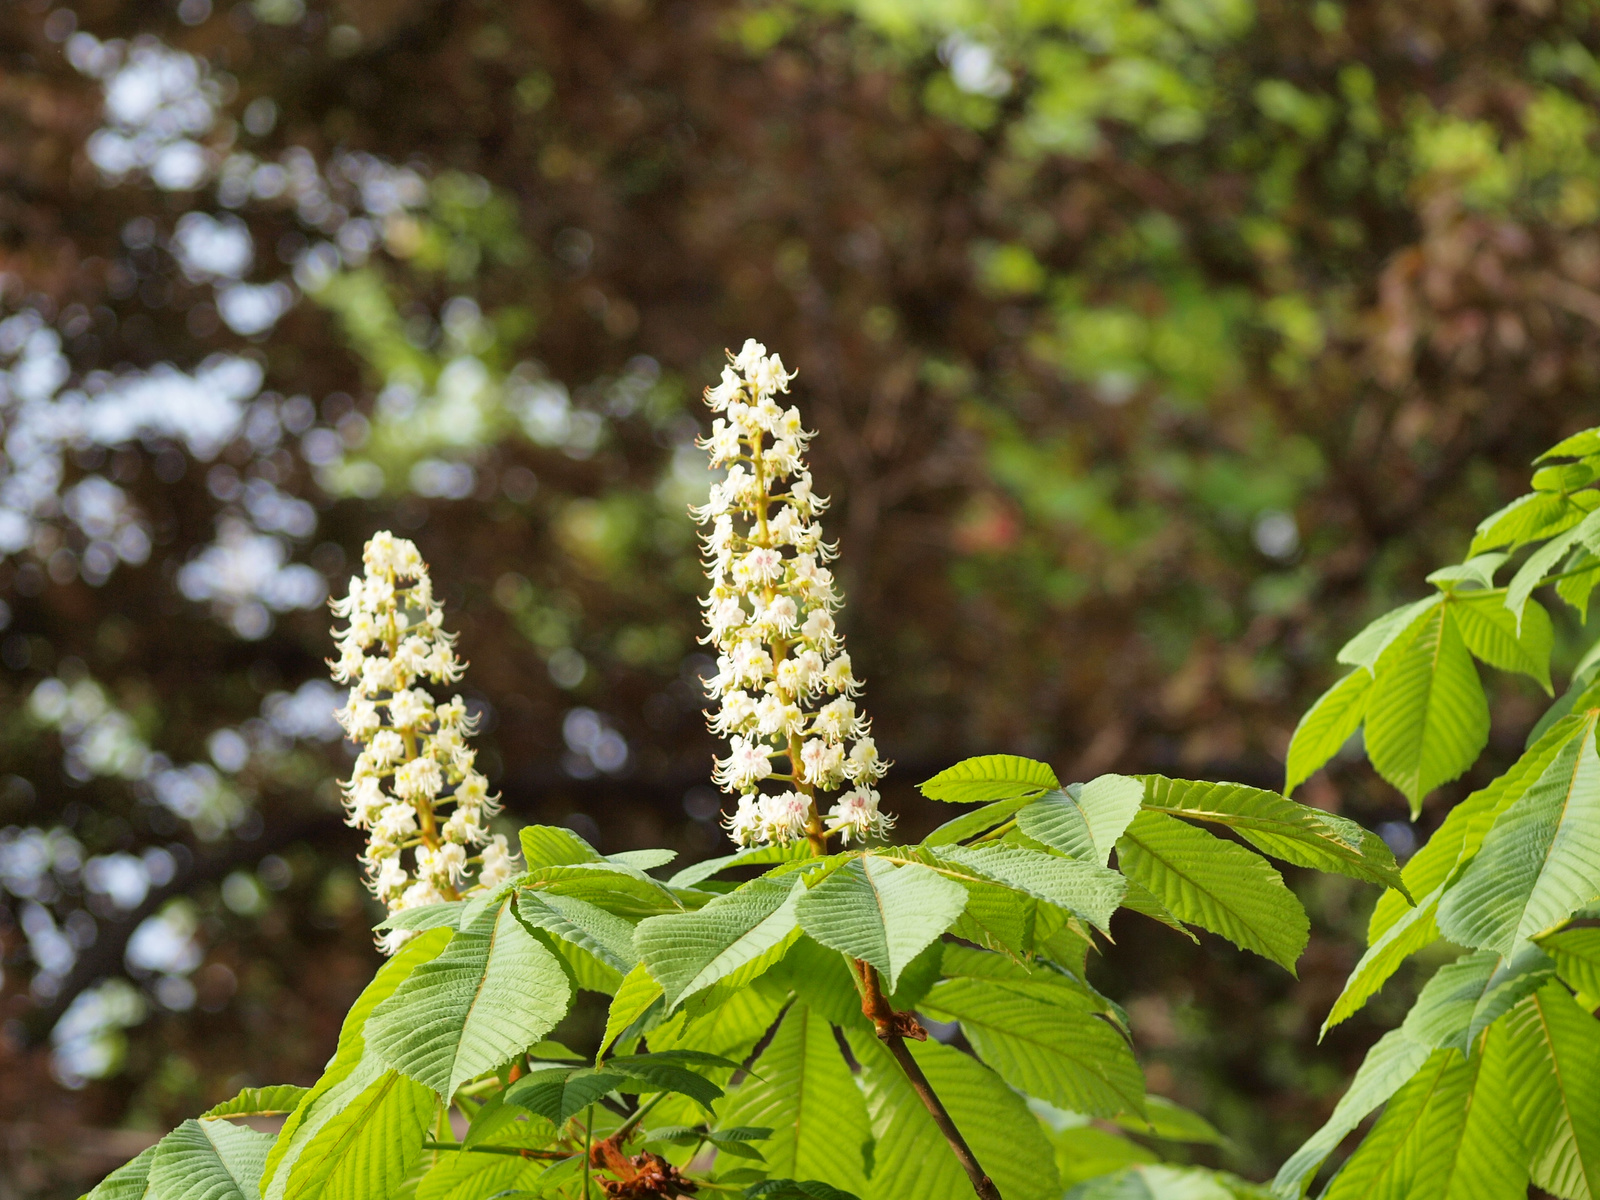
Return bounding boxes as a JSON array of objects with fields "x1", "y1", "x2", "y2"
[
  {"x1": 715, "y1": 1004, "x2": 872, "y2": 1197},
  {"x1": 1363, "y1": 602, "x2": 1490, "y2": 816},
  {"x1": 1134, "y1": 776, "x2": 1406, "y2": 895},
  {"x1": 846, "y1": 1029, "x2": 1059, "y2": 1200},
  {"x1": 263, "y1": 926, "x2": 451, "y2": 1200},
  {"x1": 1326, "y1": 714, "x2": 1595, "y2": 1033},
  {"x1": 1014, "y1": 775, "x2": 1145, "y2": 866},
  {"x1": 933, "y1": 843, "x2": 1126, "y2": 934},
  {"x1": 918, "y1": 754, "x2": 1060, "y2": 804},
  {"x1": 1284, "y1": 668, "x2": 1372, "y2": 797},
  {"x1": 366, "y1": 894, "x2": 572, "y2": 1098},
  {"x1": 1437, "y1": 715, "x2": 1600, "y2": 953},
  {"x1": 1115, "y1": 811, "x2": 1308, "y2": 972},
  {"x1": 148, "y1": 1119, "x2": 273, "y2": 1200},
  {"x1": 634, "y1": 873, "x2": 805, "y2": 1012},
  {"x1": 793, "y1": 854, "x2": 967, "y2": 991},
  {"x1": 918, "y1": 976, "x2": 1145, "y2": 1118},
  {"x1": 1503, "y1": 984, "x2": 1600, "y2": 1200}
]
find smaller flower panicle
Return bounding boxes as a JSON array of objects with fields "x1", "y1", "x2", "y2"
[
  {"x1": 330, "y1": 531, "x2": 521, "y2": 953},
  {"x1": 694, "y1": 340, "x2": 894, "y2": 850}
]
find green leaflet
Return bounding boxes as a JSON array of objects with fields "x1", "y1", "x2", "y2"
[
  {"x1": 600, "y1": 963, "x2": 664, "y2": 1057},
  {"x1": 666, "y1": 841, "x2": 808, "y2": 888},
  {"x1": 1364, "y1": 603, "x2": 1489, "y2": 815},
  {"x1": 1437, "y1": 717, "x2": 1600, "y2": 952},
  {"x1": 608, "y1": 848, "x2": 677, "y2": 871},
  {"x1": 935, "y1": 843, "x2": 1126, "y2": 933},
  {"x1": 280, "y1": 1069, "x2": 435, "y2": 1200},
  {"x1": 1429, "y1": 1020, "x2": 1531, "y2": 1200},
  {"x1": 507, "y1": 1051, "x2": 735, "y2": 1122},
  {"x1": 200, "y1": 1085, "x2": 310, "y2": 1120},
  {"x1": 1506, "y1": 509, "x2": 1600, "y2": 625},
  {"x1": 746, "y1": 1182, "x2": 864, "y2": 1200},
  {"x1": 1136, "y1": 776, "x2": 1405, "y2": 895},
  {"x1": 1558, "y1": 551, "x2": 1600, "y2": 622},
  {"x1": 1503, "y1": 984, "x2": 1600, "y2": 1200},
  {"x1": 148, "y1": 1119, "x2": 273, "y2": 1200},
  {"x1": 794, "y1": 854, "x2": 967, "y2": 991},
  {"x1": 1321, "y1": 1050, "x2": 1467, "y2": 1200},
  {"x1": 1337, "y1": 597, "x2": 1443, "y2": 672},
  {"x1": 715, "y1": 1004, "x2": 871, "y2": 1196},
  {"x1": 1469, "y1": 489, "x2": 1597, "y2": 556},
  {"x1": 919, "y1": 754, "x2": 1060, "y2": 804},
  {"x1": 1538, "y1": 428, "x2": 1600, "y2": 461},
  {"x1": 367, "y1": 896, "x2": 572, "y2": 1097},
  {"x1": 923, "y1": 795, "x2": 1038, "y2": 846},
  {"x1": 1322, "y1": 883, "x2": 1443, "y2": 1036},
  {"x1": 375, "y1": 901, "x2": 466, "y2": 933},
  {"x1": 1054, "y1": 1126, "x2": 1158, "y2": 1190},
  {"x1": 85, "y1": 1143, "x2": 156, "y2": 1200},
  {"x1": 514, "y1": 889, "x2": 639, "y2": 986},
  {"x1": 848, "y1": 1030, "x2": 1060, "y2": 1200},
  {"x1": 1065, "y1": 1164, "x2": 1264, "y2": 1199},
  {"x1": 1396, "y1": 951, "x2": 1500, "y2": 1053},
  {"x1": 919, "y1": 976, "x2": 1145, "y2": 1117},
  {"x1": 1111, "y1": 1096, "x2": 1227, "y2": 1147},
  {"x1": 520, "y1": 861, "x2": 684, "y2": 919},
  {"x1": 1284, "y1": 669, "x2": 1371, "y2": 796},
  {"x1": 1453, "y1": 592, "x2": 1554, "y2": 692},
  {"x1": 1015, "y1": 775, "x2": 1144, "y2": 865},
  {"x1": 414, "y1": 1144, "x2": 546, "y2": 1200},
  {"x1": 506, "y1": 1066, "x2": 631, "y2": 1123},
  {"x1": 1427, "y1": 554, "x2": 1508, "y2": 590},
  {"x1": 648, "y1": 974, "x2": 790, "y2": 1059},
  {"x1": 1272, "y1": 1028, "x2": 1434, "y2": 1197},
  {"x1": 1367, "y1": 713, "x2": 1587, "y2": 947},
  {"x1": 635, "y1": 874, "x2": 804, "y2": 1011},
  {"x1": 1465, "y1": 944, "x2": 1557, "y2": 1046},
  {"x1": 263, "y1": 926, "x2": 451, "y2": 1199},
  {"x1": 1539, "y1": 927, "x2": 1600, "y2": 1004},
  {"x1": 519, "y1": 824, "x2": 604, "y2": 867},
  {"x1": 1116, "y1": 811, "x2": 1308, "y2": 972}
]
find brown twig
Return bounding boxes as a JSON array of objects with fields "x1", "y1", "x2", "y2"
[{"x1": 853, "y1": 960, "x2": 1001, "y2": 1200}]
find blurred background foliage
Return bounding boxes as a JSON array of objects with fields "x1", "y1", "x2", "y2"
[{"x1": 0, "y1": 0, "x2": 1597, "y2": 1193}]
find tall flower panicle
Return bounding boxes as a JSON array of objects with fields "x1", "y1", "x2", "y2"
[
  {"x1": 694, "y1": 340, "x2": 893, "y2": 850},
  {"x1": 330, "y1": 531, "x2": 520, "y2": 952}
]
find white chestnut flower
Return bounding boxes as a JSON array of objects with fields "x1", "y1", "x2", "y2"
[
  {"x1": 694, "y1": 342, "x2": 893, "y2": 849},
  {"x1": 331, "y1": 531, "x2": 522, "y2": 951},
  {"x1": 827, "y1": 788, "x2": 894, "y2": 846}
]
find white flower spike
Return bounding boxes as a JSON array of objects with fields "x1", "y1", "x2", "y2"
[
  {"x1": 694, "y1": 340, "x2": 893, "y2": 850},
  {"x1": 330, "y1": 531, "x2": 520, "y2": 952}
]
